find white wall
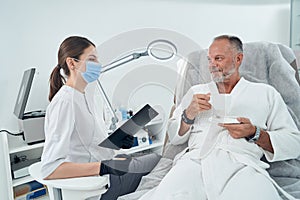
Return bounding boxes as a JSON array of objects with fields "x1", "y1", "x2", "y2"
[{"x1": 0, "y1": 0, "x2": 290, "y2": 130}]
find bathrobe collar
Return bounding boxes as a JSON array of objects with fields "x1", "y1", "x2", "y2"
[{"x1": 208, "y1": 77, "x2": 248, "y2": 96}]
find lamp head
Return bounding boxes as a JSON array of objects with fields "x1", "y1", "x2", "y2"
[{"x1": 147, "y1": 39, "x2": 177, "y2": 61}]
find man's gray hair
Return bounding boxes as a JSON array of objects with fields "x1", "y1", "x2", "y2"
[{"x1": 213, "y1": 35, "x2": 243, "y2": 53}]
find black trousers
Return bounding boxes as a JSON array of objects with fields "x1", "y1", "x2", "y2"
[{"x1": 100, "y1": 153, "x2": 161, "y2": 200}]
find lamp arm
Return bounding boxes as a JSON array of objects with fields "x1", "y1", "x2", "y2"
[
  {"x1": 96, "y1": 51, "x2": 148, "y2": 131},
  {"x1": 96, "y1": 80, "x2": 117, "y2": 119},
  {"x1": 101, "y1": 52, "x2": 148, "y2": 73}
]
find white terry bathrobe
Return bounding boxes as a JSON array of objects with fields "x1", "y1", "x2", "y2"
[{"x1": 138, "y1": 77, "x2": 300, "y2": 200}]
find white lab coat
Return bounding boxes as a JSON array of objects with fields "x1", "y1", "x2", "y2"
[
  {"x1": 139, "y1": 78, "x2": 300, "y2": 200},
  {"x1": 41, "y1": 85, "x2": 114, "y2": 178}
]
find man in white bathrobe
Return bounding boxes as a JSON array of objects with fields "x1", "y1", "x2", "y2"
[{"x1": 138, "y1": 35, "x2": 300, "y2": 200}]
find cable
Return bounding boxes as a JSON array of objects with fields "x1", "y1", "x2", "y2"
[{"x1": 0, "y1": 129, "x2": 24, "y2": 136}]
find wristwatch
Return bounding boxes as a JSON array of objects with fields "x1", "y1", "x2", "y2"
[
  {"x1": 181, "y1": 109, "x2": 195, "y2": 125},
  {"x1": 246, "y1": 126, "x2": 261, "y2": 143}
]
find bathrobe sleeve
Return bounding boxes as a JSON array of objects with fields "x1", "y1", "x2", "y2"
[
  {"x1": 168, "y1": 88, "x2": 195, "y2": 145},
  {"x1": 263, "y1": 87, "x2": 300, "y2": 162}
]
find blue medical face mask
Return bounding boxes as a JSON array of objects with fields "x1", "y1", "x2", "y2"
[
  {"x1": 81, "y1": 61, "x2": 102, "y2": 83},
  {"x1": 73, "y1": 58, "x2": 102, "y2": 83}
]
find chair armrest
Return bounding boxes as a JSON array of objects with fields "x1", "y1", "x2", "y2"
[{"x1": 29, "y1": 162, "x2": 108, "y2": 200}]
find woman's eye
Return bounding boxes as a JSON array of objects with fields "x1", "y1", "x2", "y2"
[{"x1": 88, "y1": 58, "x2": 97, "y2": 62}]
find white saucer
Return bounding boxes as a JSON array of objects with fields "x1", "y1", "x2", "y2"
[
  {"x1": 221, "y1": 117, "x2": 240, "y2": 124},
  {"x1": 210, "y1": 116, "x2": 240, "y2": 124}
]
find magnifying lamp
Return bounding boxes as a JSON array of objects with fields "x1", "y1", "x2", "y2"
[{"x1": 96, "y1": 39, "x2": 177, "y2": 131}]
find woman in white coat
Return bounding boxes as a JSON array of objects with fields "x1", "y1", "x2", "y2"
[{"x1": 41, "y1": 36, "x2": 160, "y2": 200}]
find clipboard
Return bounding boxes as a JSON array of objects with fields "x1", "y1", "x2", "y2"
[{"x1": 98, "y1": 104, "x2": 159, "y2": 150}]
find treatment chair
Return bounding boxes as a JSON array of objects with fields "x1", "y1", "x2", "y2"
[
  {"x1": 118, "y1": 42, "x2": 300, "y2": 200},
  {"x1": 28, "y1": 162, "x2": 108, "y2": 200}
]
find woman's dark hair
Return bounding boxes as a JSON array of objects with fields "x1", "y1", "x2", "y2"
[{"x1": 48, "y1": 36, "x2": 95, "y2": 101}]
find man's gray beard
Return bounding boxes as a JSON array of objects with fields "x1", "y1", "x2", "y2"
[
  {"x1": 211, "y1": 67, "x2": 236, "y2": 83},
  {"x1": 212, "y1": 76, "x2": 225, "y2": 83}
]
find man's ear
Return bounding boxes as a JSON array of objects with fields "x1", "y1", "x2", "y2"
[
  {"x1": 236, "y1": 53, "x2": 243, "y2": 65},
  {"x1": 66, "y1": 57, "x2": 76, "y2": 70}
]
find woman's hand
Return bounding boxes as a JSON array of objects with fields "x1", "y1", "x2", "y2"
[{"x1": 99, "y1": 154, "x2": 132, "y2": 176}]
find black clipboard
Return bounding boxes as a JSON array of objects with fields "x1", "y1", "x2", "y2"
[{"x1": 98, "y1": 104, "x2": 159, "y2": 150}]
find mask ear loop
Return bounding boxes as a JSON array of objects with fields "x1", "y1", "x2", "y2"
[{"x1": 71, "y1": 58, "x2": 86, "y2": 72}]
